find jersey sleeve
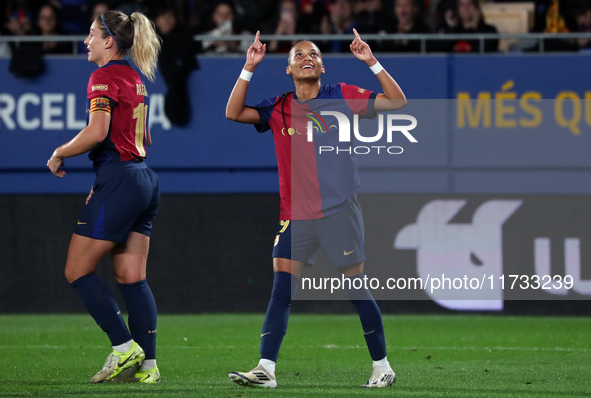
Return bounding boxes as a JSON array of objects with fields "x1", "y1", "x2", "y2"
[
  {"x1": 339, "y1": 83, "x2": 378, "y2": 119},
  {"x1": 250, "y1": 96, "x2": 278, "y2": 133},
  {"x1": 87, "y1": 70, "x2": 120, "y2": 104}
]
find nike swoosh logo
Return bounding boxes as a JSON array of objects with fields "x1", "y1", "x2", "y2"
[
  {"x1": 77, "y1": 221, "x2": 87, "y2": 225},
  {"x1": 261, "y1": 332, "x2": 271, "y2": 337},
  {"x1": 118, "y1": 353, "x2": 135, "y2": 367},
  {"x1": 363, "y1": 330, "x2": 375, "y2": 336},
  {"x1": 344, "y1": 249, "x2": 356, "y2": 255}
]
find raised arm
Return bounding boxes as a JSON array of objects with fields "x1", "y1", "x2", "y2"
[
  {"x1": 226, "y1": 31, "x2": 266, "y2": 124},
  {"x1": 47, "y1": 112, "x2": 110, "y2": 177},
  {"x1": 350, "y1": 29, "x2": 407, "y2": 112}
]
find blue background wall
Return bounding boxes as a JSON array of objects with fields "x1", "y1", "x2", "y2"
[
  {"x1": 2, "y1": 54, "x2": 591, "y2": 313},
  {"x1": 1, "y1": 54, "x2": 590, "y2": 194}
]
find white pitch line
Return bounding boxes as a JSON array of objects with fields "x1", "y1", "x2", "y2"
[{"x1": 320, "y1": 345, "x2": 591, "y2": 352}]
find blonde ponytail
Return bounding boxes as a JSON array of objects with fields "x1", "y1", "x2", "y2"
[
  {"x1": 129, "y1": 12, "x2": 161, "y2": 82},
  {"x1": 98, "y1": 10, "x2": 161, "y2": 82}
]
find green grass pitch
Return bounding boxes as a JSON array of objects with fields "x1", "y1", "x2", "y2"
[{"x1": 0, "y1": 314, "x2": 589, "y2": 397}]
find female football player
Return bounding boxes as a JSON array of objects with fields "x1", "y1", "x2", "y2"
[
  {"x1": 226, "y1": 30, "x2": 406, "y2": 388},
  {"x1": 47, "y1": 10, "x2": 161, "y2": 384}
]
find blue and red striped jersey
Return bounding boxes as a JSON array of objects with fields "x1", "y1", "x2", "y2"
[
  {"x1": 86, "y1": 60, "x2": 150, "y2": 168},
  {"x1": 254, "y1": 83, "x2": 377, "y2": 220}
]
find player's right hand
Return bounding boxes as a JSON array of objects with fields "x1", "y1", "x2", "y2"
[
  {"x1": 86, "y1": 186, "x2": 94, "y2": 204},
  {"x1": 47, "y1": 151, "x2": 66, "y2": 178},
  {"x1": 245, "y1": 30, "x2": 266, "y2": 70}
]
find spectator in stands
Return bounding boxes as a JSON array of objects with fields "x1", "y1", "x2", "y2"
[
  {"x1": 77, "y1": 1, "x2": 110, "y2": 54},
  {"x1": 268, "y1": 0, "x2": 298, "y2": 53},
  {"x1": 542, "y1": 0, "x2": 591, "y2": 51},
  {"x1": 90, "y1": 1, "x2": 110, "y2": 22},
  {"x1": 49, "y1": 0, "x2": 89, "y2": 34},
  {"x1": 575, "y1": 2, "x2": 591, "y2": 49},
  {"x1": 434, "y1": 0, "x2": 455, "y2": 32},
  {"x1": 231, "y1": 0, "x2": 278, "y2": 34},
  {"x1": 380, "y1": 0, "x2": 432, "y2": 53},
  {"x1": 352, "y1": 0, "x2": 385, "y2": 33},
  {"x1": 319, "y1": 0, "x2": 357, "y2": 52},
  {"x1": 202, "y1": 1, "x2": 251, "y2": 53},
  {"x1": 181, "y1": 0, "x2": 199, "y2": 33},
  {"x1": 113, "y1": 0, "x2": 151, "y2": 16},
  {"x1": 440, "y1": 0, "x2": 498, "y2": 52},
  {"x1": 6, "y1": 0, "x2": 45, "y2": 77},
  {"x1": 522, "y1": 0, "x2": 586, "y2": 51},
  {"x1": 298, "y1": 0, "x2": 327, "y2": 34},
  {"x1": 350, "y1": 0, "x2": 386, "y2": 51},
  {"x1": 5, "y1": 0, "x2": 34, "y2": 37},
  {"x1": 35, "y1": 3, "x2": 71, "y2": 54},
  {"x1": 154, "y1": 6, "x2": 199, "y2": 126}
]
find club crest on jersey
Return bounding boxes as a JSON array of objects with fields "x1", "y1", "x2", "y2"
[
  {"x1": 95, "y1": 98, "x2": 109, "y2": 108},
  {"x1": 358, "y1": 88, "x2": 366, "y2": 93},
  {"x1": 92, "y1": 84, "x2": 109, "y2": 91},
  {"x1": 89, "y1": 97, "x2": 111, "y2": 114}
]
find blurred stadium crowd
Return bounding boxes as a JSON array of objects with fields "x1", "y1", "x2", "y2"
[{"x1": 1, "y1": 0, "x2": 590, "y2": 58}]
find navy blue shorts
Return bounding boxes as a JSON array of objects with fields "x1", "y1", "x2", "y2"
[
  {"x1": 272, "y1": 194, "x2": 365, "y2": 268},
  {"x1": 74, "y1": 160, "x2": 160, "y2": 243}
]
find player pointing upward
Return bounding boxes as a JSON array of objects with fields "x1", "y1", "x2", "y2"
[{"x1": 226, "y1": 29, "x2": 406, "y2": 388}]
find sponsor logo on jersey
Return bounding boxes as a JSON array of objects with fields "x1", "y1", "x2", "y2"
[{"x1": 92, "y1": 84, "x2": 109, "y2": 91}]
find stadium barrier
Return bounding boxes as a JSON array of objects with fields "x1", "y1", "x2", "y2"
[{"x1": 2, "y1": 32, "x2": 591, "y2": 54}]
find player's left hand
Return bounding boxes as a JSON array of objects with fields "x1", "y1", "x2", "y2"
[
  {"x1": 245, "y1": 30, "x2": 266, "y2": 70},
  {"x1": 47, "y1": 152, "x2": 66, "y2": 178},
  {"x1": 350, "y1": 29, "x2": 376, "y2": 65}
]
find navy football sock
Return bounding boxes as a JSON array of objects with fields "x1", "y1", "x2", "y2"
[
  {"x1": 71, "y1": 273, "x2": 131, "y2": 346},
  {"x1": 118, "y1": 279, "x2": 158, "y2": 359},
  {"x1": 344, "y1": 273, "x2": 387, "y2": 361},
  {"x1": 260, "y1": 271, "x2": 299, "y2": 362}
]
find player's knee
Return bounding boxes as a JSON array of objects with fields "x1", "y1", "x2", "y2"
[
  {"x1": 114, "y1": 267, "x2": 145, "y2": 284},
  {"x1": 271, "y1": 271, "x2": 299, "y2": 302},
  {"x1": 65, "y1": 267, "x2": 88, "y2": 284},
  {"x1": 64, "y1": 268, "x2": 76, "y2": 283},
  {"x1": 115, "y1": 272, "x2": 144, "y2": 284},
  {"x1": 343, "y1": 273, "x2": 374, "y2": 301}
]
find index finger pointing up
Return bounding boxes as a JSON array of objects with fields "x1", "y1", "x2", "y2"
[
  {"x1": 353, "y1": 28, "x2": 361, "y2": 39},
  {"x1": 255, "y1": 30, "x2": 260, "y2": 43}
]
